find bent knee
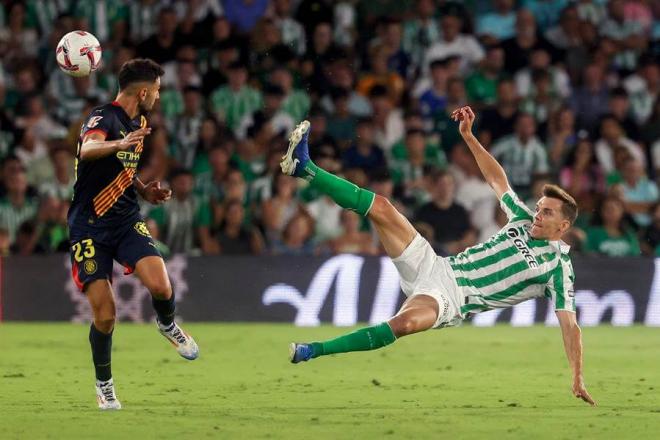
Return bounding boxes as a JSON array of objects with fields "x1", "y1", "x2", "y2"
[
  {"x1": 94, "y1": 316, "x2": 116, "y2": 333},
  {"x1": 146, "y1": 278, "x2": 172, "y2": 299},
  {"x1": 389, "y1": 312, "x2": 436, "y2": 337}
]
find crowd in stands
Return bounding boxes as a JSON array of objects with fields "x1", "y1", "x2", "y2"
[{"x1": 0, "y1": 0, "x2": 658, "y2": 258}]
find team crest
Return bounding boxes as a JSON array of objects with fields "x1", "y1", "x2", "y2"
[
  {"x1": 84, "y1": 259, "x2": 98, "y2": 275},
  {"x1": 134, "y1": 221, "x2": 151, "y2": 237}
]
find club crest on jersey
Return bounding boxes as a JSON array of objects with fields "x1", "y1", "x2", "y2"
[
  {"x1": 134, "y1": 221, "x2": 151, "y2": 237},
  {"x1": 506, "y1": 227, "x2": 539, "y2": 268},
  {"x1": 84, "y1": 259, "x2": 98, "y2": 275}
]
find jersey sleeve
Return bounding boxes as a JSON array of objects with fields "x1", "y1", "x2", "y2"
[
  {"x1": 545, "y1": 256, "x2": 576, "y2": 313},
  {"x1": 499, "y1": 190, "x2": 534, "y2": 222},
  {"x1": 80, "y1": 108, "x2": 115, "y2": 141}
]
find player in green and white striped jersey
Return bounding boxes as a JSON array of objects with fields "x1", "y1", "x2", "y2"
[{"x1": 283, "y1": 105, "x2": 595, "y2": 405}]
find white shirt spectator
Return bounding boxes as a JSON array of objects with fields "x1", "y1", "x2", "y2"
[
  {"x1": 424, "y1": 35, "x2": 484, "y2": 74},
  {"x1": 515, "y1": 66, "x2": 571, "y2": 99},
  {"x1": 491, "y1": 135, "x2": 549, "y2": 190},
  {"x1": 594, "y1": 136, "x2": 646, "y2": 173},
  {"x1": 373, "y1": 109, "x2": 405, "y2": 153}
]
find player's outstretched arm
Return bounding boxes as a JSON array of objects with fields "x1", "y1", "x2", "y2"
[
  {"x1": 451, "y1": 106, "x2": 510, "y2": 199},
  {"x1": 556, "y1": 310, "x2": 596, "y2": 406},
  {"x1": 79, "y1": 127, "x2": 151, "y2": 161}
]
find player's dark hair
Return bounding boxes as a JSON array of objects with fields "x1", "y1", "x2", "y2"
[
  {"x1": 118, "y1": 58, "x2": 164, "y2": 91},
  {"x1": 542, "y1": 184, "x2": 578, "y2": 225}
]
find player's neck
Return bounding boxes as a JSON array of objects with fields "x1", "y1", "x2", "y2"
[{"x1": 114, "y1": 94, "x2": 140, "y2": 119}]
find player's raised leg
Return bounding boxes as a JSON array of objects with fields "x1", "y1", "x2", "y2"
[
  {"x1": 86, "y1": 279, "x2": 121, "y2": 410},
  {"x1": 133, "y1": 256, "x2": 199, "y2": 360},
  {"x1": 283, "y1": 121, "x2": 439, "y2": 363}
]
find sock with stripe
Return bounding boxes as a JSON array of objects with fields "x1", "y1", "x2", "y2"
[
  {"x1": 152, "y1": 291, "x2": 176, "y2": 327},
  {"x1": 300, "y1": 160, "x2": 375, "y2": 216},
  {"x1": 89, "y1": 323, "x2": 113, "y2": 382},
  {"x1": 310, "y1": 322, "x2": 396, "y2": 358}
]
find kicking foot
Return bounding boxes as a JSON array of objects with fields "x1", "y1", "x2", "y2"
[
  {"x1": 280, "y1": 120, "x2": 311, "y2": 177},
  {"x1": 289, "y1": 342, "x2": 314, "y2": 364},
  {"x1": 158, "y1": 320, "x2": 199, "y2": 360},
  {"x1": 96, "y1": 378, "x2": 121, "y2": 410}
]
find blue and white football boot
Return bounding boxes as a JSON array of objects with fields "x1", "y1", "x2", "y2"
[
  {"x1": 289, "y1": 342, "x2": 314, "y2": 364},
  {"x1": 280, "y1": 120, "x2": 311, "y2": 178}
]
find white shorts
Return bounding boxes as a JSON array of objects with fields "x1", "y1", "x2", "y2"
[{"x1": 391, "y1": 233, "x2": 464, "y2": 328}]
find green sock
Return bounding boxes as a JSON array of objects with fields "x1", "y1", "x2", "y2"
[
  {"x1": 310, "y1": 322, "x2": 396, "y2": 358},
  {"x1": 301, "y1": 160, "x2": 375, "y2": 216}
]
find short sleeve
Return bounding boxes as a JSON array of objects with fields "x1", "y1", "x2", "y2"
[
  {"x1": 80, "y1": 107, "x2": 115, "y2": 140},
  {"x1": 546, "y1": 257, "x2": 576, "y2": 312},
  {"x1": 499, "y1": 190, "x2": 534, "y2": 222}
]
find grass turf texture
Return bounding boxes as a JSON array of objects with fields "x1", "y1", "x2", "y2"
[{"x1": 0, "y1": 324, "x2": 658, "y2": 439}]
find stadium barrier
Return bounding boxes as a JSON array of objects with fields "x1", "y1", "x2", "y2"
[{"x1": 1, "y1": 254, "x2": 659, "y2": 326}]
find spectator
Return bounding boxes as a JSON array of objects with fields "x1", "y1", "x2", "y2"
[
  {"x1": 369, "y1": 86, "x2": 405, "y2": 153},
  {"x1": 491, "y1": 113, "x2": 549, "y2": 197},
  {"x1": 514, "y1": 48, "x2": 571, "y2": 100},
  {"x1": 414, "y1": 169, "x2": 475, "y2": 255},
  {"x1": 417, "y1": 58, "x2": 450, "y2": 121},
  {"x1": 478, "y1": 79, "x2": 520, "y2": 146},
  {"x1": 390, "y1": 128, "x2": 446, "y2": 206},
  {"x1": 501, "y1": 9, "x2": 557, "y2": 74},
  {"x1": 402, "y1": 0, "x2": 441, "y2": 70},
  {"x1": 326, "y1": 87, "x2": 357, "y2": 150},
  {"x1": 269, "y1": 66, "x2": 311, "y2": 123},
  {"x1": 357, "y1": 44, "x2": 405, "y2": 106},
  {"x1": 519, "y1": 68, "x2": 564, "y2": 137},
  {"x1": 236, "y1": 84, "x2": 294, "y2": 142},
  {"x1": 522, "y1": 0, "x2": 569, "y2": 32},
  {"x1": 321, "y1": 61, "x2": 372, "y2": 117},
  {"x1": 559, "y1": 138, "x2": 606, "y2": 211},
  {"x1": 380, "y1": 18, "x2": 411, "y2": 79},
  {"x1": 0, "y1": 159, "x2": 38, "y2": 243},
  {"x1": 223, "y1": 0, "x2": 269, "y2": 34},
  {"x1": 424, "y1": 9, "x2": 484, "y2": 74},
  {"x1": 39, "y1": 147, "x2": 75, "y2": 204},
  {"x1": 570, "y1": 63, "x2": 611, "y2": 134},
  {"x1": 547, "y1": 106, "x2": 579, "y2": 167},
  {"x1": 327, "y1": 210, "x2": 378, "y2": 255},
  {"x1": 168, "y1": 86, "x2": 205, "y2": 170},
  {"x1": 148, "y1": 168, "x2": 215, "y2": 255},
  {"x1": 431, "y1": 77, "x2": 467, "y2": 156},
  {"x1": 464, "y1": 45, "x2": 506, "y2": 108},
  {"x1": 476, "y1": 0, "x2": 517, "y2": 43},
  {"x1": 620, "y1": 158, "x2": 659, "y2": 227},
  {"x1": 210, "y1": 61, "x2": 263, "y2": 134},
  {"x1": 594, "y1": 115, "x2": 645, "y2": 174},
  {"x1": 624, "y1": 56, "x2": 660, "y2": 126},
  {"x1": 261, "y1": 173, "x2": 304, "y2": 244},
  {"x1": 599, "y1": 0, "x2": 647, "y2": 72},
  {"x1": 136, "y1": 7, "x2": 181, "y2": 65},
  {"x1": 341, "y1": 117, "x2": 386, "y2": 173},
  {"x1": 585, "y1": 196, "x2": 641, "y2": 257},
  {"x1": 270, "y1": 212, "x2": 316, "y2": 256},
  {"x1": 544, "y1": 5, "x2": 582, "y2": 50},
  {"x1": 271, "y1": 0, "x2": 306, "y2": 56},
  {"x1": 215, "y1": 199, "x2": 265, "y2": 255},
  {"x1": 607, "y1": 87, "x2": 640, "y2": 140}
]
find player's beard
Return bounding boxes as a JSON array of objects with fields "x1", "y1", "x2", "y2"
[{"x1": 137, "y1": 98, "x2": 154, "y2": 116}]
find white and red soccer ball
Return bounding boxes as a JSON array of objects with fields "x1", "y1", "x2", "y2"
[{"x1": 56, "y1": 31, "x2": 102, "y2": 77}]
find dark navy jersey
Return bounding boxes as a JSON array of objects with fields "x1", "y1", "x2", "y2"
[{"x1": 68, "y1": 101, "x2": 146, "y2": 228}]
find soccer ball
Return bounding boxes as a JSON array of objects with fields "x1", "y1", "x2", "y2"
[{"x1": 56, "y1": 31, "x2": 102, "y2": 77}]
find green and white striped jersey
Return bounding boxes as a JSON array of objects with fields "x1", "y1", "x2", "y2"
[{"x1": 448, "y1": 190, "x2": 576, "y2": 316}]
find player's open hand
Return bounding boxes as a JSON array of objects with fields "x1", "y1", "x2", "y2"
[
  {"x1": 118, "y1": 127, "x2": 151, "y2": 150},
  {"x1": 451, "y1": 106, "x2": 476, "y2": 137},
  {"x1": 142, "y1": 181, "x2": 171, "y2": 205},
  {"x1": 572, "y1": 377, "x2": 596, "y2": 406}
]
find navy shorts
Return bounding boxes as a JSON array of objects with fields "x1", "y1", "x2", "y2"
[{"x1": 69, "y1": 217, "x2": 161, "y2": 292}]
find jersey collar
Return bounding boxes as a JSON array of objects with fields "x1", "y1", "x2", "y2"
[{"x1": 549, "y1": 240, "x2": 571, "y2": 254}]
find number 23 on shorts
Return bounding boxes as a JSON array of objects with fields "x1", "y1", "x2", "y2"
[{"x1": 72, "y1": 238, "x2": 96, "y2": 262}]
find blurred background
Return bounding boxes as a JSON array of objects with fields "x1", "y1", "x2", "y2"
[{"x1": 0, "y1": 0, "x2": 658, "y2": 260}]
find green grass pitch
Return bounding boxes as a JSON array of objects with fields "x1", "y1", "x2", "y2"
[{"x1": 1, "y1": 323, "x2": 658, "y2": 439}]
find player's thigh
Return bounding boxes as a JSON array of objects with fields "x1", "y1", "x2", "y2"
[
  {"x1": 388, "y1": 294, "x2": 439, "y2": 337},
  {"x1": 369, "y1": 195, "x2": 416, "y2": 258},
  {"x1": 70, "y1": 232, "x2": 114, "y2": 293},
  {"x1": 134, "y1": 255, "x2": 172, "y2": 299}
]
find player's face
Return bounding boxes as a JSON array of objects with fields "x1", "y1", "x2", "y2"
[
  {"x1": 139, "y1": 77, "x2": 161, "y2": 112},
  {"x1": 531, "y1": 197, "x2": 570, "y2": 240}
]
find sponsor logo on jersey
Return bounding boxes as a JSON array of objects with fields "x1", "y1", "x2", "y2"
[
  {"x1": 86, "y1": 116, "x2": 103, "y2": 128},
  {"x1": 506, "y1": 227, "x2": 539, "y2": 268}
]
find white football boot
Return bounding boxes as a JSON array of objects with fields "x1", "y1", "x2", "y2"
[
  {"x1": 157, "y1": 320, "x2": 199, "y2": 360},
  {"x1": 96, "y1": 378, "x2": 122, "y2": 410}
]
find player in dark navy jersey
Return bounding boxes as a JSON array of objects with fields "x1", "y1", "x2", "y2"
[{"x1": 68, "y1": 58, "x2": 199, "y2": 410}]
